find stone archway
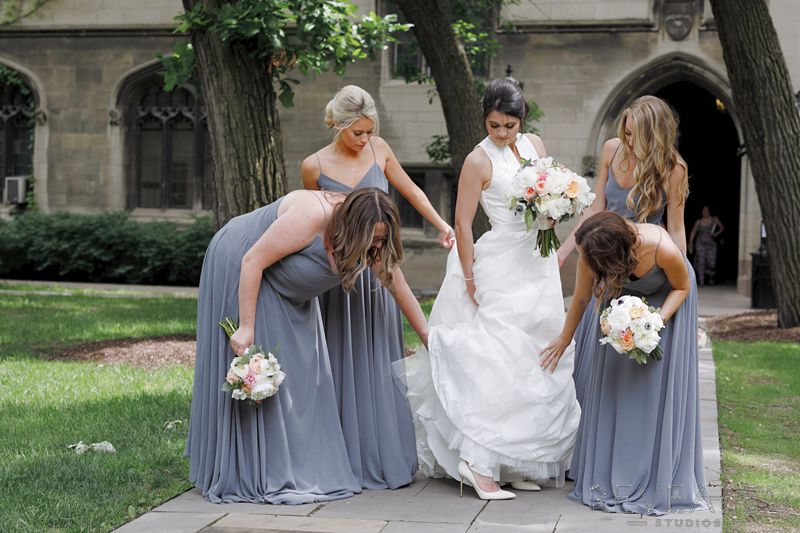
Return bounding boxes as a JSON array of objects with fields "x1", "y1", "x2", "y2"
[{"x1": 588, "y1": 53, "x2": 757, "y2": 294}]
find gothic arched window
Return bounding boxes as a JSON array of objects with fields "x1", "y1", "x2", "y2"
[
  {"x1": 0, "y1": 66, "x2": 35, "y2": 181},
  {"x1": 129, "y1": 77, "x2": 211, "y2": 210}
]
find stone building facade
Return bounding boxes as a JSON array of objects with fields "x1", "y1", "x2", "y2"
[{"x1": 2, "y1": 0, "x2": 799, "y2": 295}]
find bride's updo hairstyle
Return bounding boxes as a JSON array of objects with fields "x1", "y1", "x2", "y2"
[
  {"x1": 618, "y1": 95, "x2": 688, "y2": 222},
  {"x1": 324, "y1": 85, "x2": 380, "y2": 139},
  {"x1": 328, "y1": 188, "x2": 403, "y2": 292},
  {"x1": 575, "y1": 211, "x2": 640, "y2": 304},
  {"x1": 482, "y1": 77, "x2": 529, "y2": 123}
]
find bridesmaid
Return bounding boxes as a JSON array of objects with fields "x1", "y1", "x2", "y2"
[
  {"x1": 301, "y1": 85, "x2": 454, "y2": 490},
  {"x1": 541, "y1": 211, "x2": 709, "y2": 515},
  {"x1": 556, "y1": 95, "x2": 689, "y2": 410},
  {"x1": 186, "y1": 188, "x2": 429, "y2": 504}
]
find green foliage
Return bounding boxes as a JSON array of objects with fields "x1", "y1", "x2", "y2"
[
  {"x1": 425, "y1": 134, "x2": 451, "y2": 165},
  {"x1": 0, "y1": 0, "x2": 51, "y2": 26},
  {"x1": 0, "y1": 212, "x2": 214, "y2": 285},
  {"x1": 158, "y1": 41, "x2": 197, "y2": 92},
  {"x1": 0, "y1": 63, "x2": 31, "y2": 96},
  {"x1": 163, "y1": 1, "x2": 410, "y2": 107}
]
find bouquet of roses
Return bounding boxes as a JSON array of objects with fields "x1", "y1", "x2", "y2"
[
  {"x1": 508, "y1": 157, "x2": 595, "y2": 257},
  {"x1": 219, "y1": 316, "x2": 285, "y2": 405},
  {"x1": 598, "y1": 295, "x2": 665, "y2": 364}
]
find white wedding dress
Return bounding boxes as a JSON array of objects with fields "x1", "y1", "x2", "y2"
[{"x1": 396, "y1": 134, "x2": 581, "y2": 485}]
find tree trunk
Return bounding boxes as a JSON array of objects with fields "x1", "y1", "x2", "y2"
[
  {"x1": 395, "y1": 0, "x2": 490, "y2": 235},
  {"x1": 709, "y1": 0, "x2": 800, "y2": 327},
  {"x1": 183, "y1": 0, "x2": 287, "y2": 228}
]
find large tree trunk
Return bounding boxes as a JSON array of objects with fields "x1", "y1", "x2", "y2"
[
  {"x1": 395, "y1": 0, "x2": 489, "y2": 235},
  {"x1": 183, "y1": 0, "x2": 287, "y2": 228},
  {"x1": 709, "y1": 0, "x2": 800, "y2": 327}
]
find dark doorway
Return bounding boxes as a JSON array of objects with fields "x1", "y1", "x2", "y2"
[{"x1": 654, "y1": 81, "x2": 741, "y2": 284}]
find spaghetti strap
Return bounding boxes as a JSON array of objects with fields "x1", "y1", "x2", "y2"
[
  {"x1": 368, "y1": 140, "x2": 377, "y2": 163},
  {"x1": 610, "y1": 141, "x2": 622, "y2": 166},
  {"x1": 315, "y1": 152, "x2": 323, "y2": 174},
  {"x1": 308, "y1": 190, "x2": 331, "y2": 217},
  {"x1": 654, "y1": 229, "x2": 664, "y2": 262}
]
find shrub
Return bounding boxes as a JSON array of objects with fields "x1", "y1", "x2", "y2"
[{"x1": 0, "y1": 212, "x2": 214, "y2": 285}]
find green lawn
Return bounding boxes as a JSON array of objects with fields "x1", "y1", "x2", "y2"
[
  {"x1": 714, "y1": 340, "x2": 800, "y2": 532},
  {"x1": 0, "y1": 291, "x2": 197, "y2": 533},
  {"x1": 402, "y1": 297, "x2": 434, "y2": 349}
]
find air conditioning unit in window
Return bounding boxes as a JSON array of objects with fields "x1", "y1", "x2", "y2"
[{"x1": 3, "y1": 176, "x2": 28, "y2": 205}]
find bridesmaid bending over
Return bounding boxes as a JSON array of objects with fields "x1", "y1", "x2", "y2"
[
  {"x1": 186, "y1": 188, "x2": 429, "y2": 504},
  {"x1": 541, "y1": 211, "x2": 709, "y2": 515}
]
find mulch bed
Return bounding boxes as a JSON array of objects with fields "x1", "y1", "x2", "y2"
[
  {"x1": 52, "y1": 334, "x2": 196, "y2": 369},
  {"x1": 705, "y1": 310, "x2": 800, "y2": 343},
  {"x1": 47, "y1": 310, "x2": 799, "y2": 368}
]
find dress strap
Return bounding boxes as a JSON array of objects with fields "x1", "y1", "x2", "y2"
[
  {"x1": 654, "y1": 229, "x2": 664, "y2": 263},
  {"x1": 368, "y1": 139, "x2": 377, "y2": 163},
  {"x1": 315, "y1": 152, "x2": 323, "y2": 174},
  {"x1": 610, "y1": 141, "x2": 622, "y2": 167}
]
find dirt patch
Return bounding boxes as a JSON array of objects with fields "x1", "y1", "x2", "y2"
[
  {"x1": 705, "y1": 311, "x2": 800, "y2": 343},
  {"x1": 52, "y1": 334, "x2": 196, "y2": 369}
]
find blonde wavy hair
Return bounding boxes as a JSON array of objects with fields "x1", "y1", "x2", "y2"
[
  {"x1": 324, "y1": 85, "x2": 379, "y2": 139},
  {"x1": 328, "y1": 188, "x2": 402, "y2": 292},
  {"x1": 576, "y1": 211, "x2": 640, "y2": 305},
  {"x1": 617, "y1": 95, "x2": 689, "y2": 222}
]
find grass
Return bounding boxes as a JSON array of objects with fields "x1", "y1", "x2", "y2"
[
  {"x1": 402, "y1": 297, "x2": 434, "y2": 349},
  {"x1": 0, "y1": 291, "x2": 197, "y2": 533},
  {"x1": 714, "y1": 340, "x2": 800, "y2": 532}
]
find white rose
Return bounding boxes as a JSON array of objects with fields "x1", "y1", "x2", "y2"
[{"x1": 231, "y1": 389, "x2": 248, "y2": 401}]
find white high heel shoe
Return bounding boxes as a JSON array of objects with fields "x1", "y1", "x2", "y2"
[
  {"x1": 510, "y1": 480, "x2": 541, "y2": 491},
  {"x1": 457, "y1": 461, "x2": 516, "y2": 500}
]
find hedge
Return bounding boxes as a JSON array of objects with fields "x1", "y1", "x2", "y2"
[{"x1": 0, "y1": 211, "x2": 215, "y2": 286}]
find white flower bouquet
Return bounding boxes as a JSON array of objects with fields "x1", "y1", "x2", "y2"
[
  {"x1": 508, "y1": 157, "x2": 595, "y2": 257},
  {"x1": 219, "y1": 316, "x2": 285, "y2": 405},
  {"x1": 599, "y1": 295, "x2": 665, "y2": 364}
]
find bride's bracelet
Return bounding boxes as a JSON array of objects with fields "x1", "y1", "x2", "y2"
[{"x1": 464, "y1": 277, "x2": 474, "y2": 282}]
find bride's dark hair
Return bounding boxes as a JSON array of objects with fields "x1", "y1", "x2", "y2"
[{"x1": 482, "y1": 78, "x2": 529, "y2": 123}]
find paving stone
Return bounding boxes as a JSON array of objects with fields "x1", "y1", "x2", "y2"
[
  {"x1": 113, "y1": 511, "x2": 225, "y2": 533},
  {"x1": 380, "y1": 522, "x2": 469, "y2": 533},
  {"x1": 314, "y1": 478, "x2": 485, "y2": 524},
  {"x1": 154, "y1": 488, "x2": 320, "y2": 517},
  {"x1": 202, "y1": 513, "x2": 386, "y2": 532}
]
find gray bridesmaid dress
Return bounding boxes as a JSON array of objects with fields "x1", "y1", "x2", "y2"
[
  {"x1": 186, "y1": 197, "x2": 361, "y2": 504},
  {"x1": 571, "y1": 166, "x2": 665, "y2": 407},
  {"x1": 567, "y1": 172, "x2": 709, "y2": 515},
  {"x1": 314, "y1": 146, "x2": 418, "y2": 490}
]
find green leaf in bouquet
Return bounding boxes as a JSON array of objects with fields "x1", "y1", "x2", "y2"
[
  {"x1": 651, "y1": 345, "x2": 663, "y2": 362},
  {"x1": 221, "y1": 382, "x2": 233, "y2": 392},
  {"x1": 524, "y1": 208, "x2": 533, "y2": 230}
]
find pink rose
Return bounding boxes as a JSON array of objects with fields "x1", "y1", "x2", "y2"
[
  {"x1": 600, "y1": 318, "x2": 611, "y2": 336},
  {"x1": 565, "y1": 180, "x2": 579, "y2": 199},
  {"x1": 225, "y1": 372, "x2": 238, "y2": 385},
  {"x1": 620, "y1": 328, "x2": 635, "y2": 352},
  {"x1": 523, "y1": 187, "x2": 536, "y2": 201}
]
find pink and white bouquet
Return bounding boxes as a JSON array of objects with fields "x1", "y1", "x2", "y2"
[
  {"x1": 508, "y1": 157, "x2": 595, "y2": 257},
  {"x1": 219, "y1": 316, "x2": 285, "y2": 405},
  {"x1": 221, "y1": 345, "x2": 286, "y2": 404},
  {"x1": 599, "y1": 295, "x2": 665, "y2": 364}
]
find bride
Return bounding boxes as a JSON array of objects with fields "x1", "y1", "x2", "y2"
[{"x1": 397, "y1": 78, "x2": 581, "y2": 500}]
